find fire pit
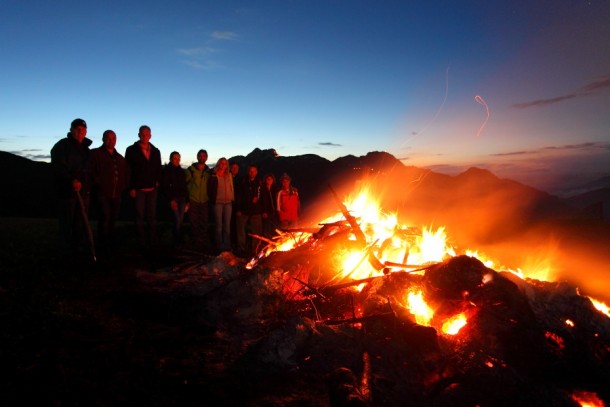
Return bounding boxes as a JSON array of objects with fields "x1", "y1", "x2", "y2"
[{"x1": 154, "y1": 185, "x2": 610, "y2": 406}]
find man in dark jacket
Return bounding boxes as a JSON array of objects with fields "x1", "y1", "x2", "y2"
[
  {"x1": 89, "y1": 130, "x2": 130, "y2": 256},
  {"x1": 50, "y1": 118, "x2": 93, "y2": 258},
  {"x1": 235, "y1": 164, "x2": 263, "y2": 256},
  {"x1": 125, "y1": 125, "x2": 162, "y2": 248},
  {"x1": 160, "y1": 151, "x2": 189, "y2": 246}
]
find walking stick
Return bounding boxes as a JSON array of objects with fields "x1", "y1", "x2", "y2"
[{"x1": 76, "y1": 191, "x2": 96, "y2": 262}]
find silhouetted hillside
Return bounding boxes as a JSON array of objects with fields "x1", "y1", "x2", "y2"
[{"x1": 0, "y1": 151, "x2": 56, "y2": 217}]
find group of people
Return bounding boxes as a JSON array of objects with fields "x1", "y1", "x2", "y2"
[{"x1": 51, "y1": 118, "x2": 301, "y2": 261}]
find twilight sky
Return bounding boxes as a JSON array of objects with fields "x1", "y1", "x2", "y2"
[{"x1": 1, "y1": 0, "x2": 609, "y2": 194}]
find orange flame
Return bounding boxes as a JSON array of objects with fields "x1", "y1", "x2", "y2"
[
  {"x1": 442, "y1": 313, "x2": 468, "y2": 335},
  {"x1": 589, "y1": 298, "x2": 610, "y2": 318},
  {"x1": 405, "y1": 289, "x2": 434, "y2": 326},
  {"x1": 571, "y1": 390, "x2": 605, "y2": 407},
  {"x1": 250, "y1": 184, "x2": 610, "y2": 315}
]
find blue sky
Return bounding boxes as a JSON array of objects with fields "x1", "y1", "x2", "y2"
[{"x1": 1, "y1": 0, "x2": 609, "y2": 194}]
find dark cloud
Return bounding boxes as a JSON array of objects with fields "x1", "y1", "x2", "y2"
[
  {"x1": 491, "y1": 150, "x2": 530, "y2": 157},
  {"x1": 28, "y1": 154, "x2": 51, "y2": 160},
  {"x1": 581, "y1": 76, "x2": 610, "y2": 93},
  {"x1": 491, "y1": 142, "x2": 610, "y2": 157},
  {"x1": 319, "y1": 142, "x2": 342, "y2": 147},
  {"x1": 512, "y1": 75, "x2": 610, "y2": 109},
  {"x1": 512, "y1": 94, "x2": 578, "y2": 109}
]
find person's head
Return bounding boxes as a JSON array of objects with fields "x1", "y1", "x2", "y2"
[
  {"x1": 197, "y1": 149, "x2": 208, "y2": 165},
  {"x1": 102, "y1": 130, "x2": 116, "y2": 151},
  {"x1": 247, "y1": 165, "x2": 258, "y2": 180},
  {"x1": 138, "y1": 125, "x2": 151, "y2": 144},
  {"x1": 230, "y1": 162, "x2": 239, "y2": 177},
  {"x1": 264, "y1": 174, "x2": 276, "y2": 188},
  {"x1": 216, "y1": 157, "x2": 228, "y2": 174},
  {"x1": 169, "y1": 151, "x2": 181, "y2": 167},
  {"x1": 280, "y1": 173, "x2": 291, "y2": 189},
  {"x1": 70, "y1": 118, "x2": 87, "y2": 143}
]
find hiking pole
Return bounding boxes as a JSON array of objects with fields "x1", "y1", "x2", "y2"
[{"x1": 76, "y1": 191, "x2": 96, "y2": 262}]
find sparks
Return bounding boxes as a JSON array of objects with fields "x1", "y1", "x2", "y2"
[{"x1": 474, "y1": 94, "x2": 490, "y2": 137}]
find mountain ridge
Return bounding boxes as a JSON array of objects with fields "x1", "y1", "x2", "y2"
[{"x1": 1, "y1": 149, "x2": 608, "y2": 224}]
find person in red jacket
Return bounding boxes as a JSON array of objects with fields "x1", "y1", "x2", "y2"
[{"x1": 276, "y1": 173, "x2": 300, "y2": 229}]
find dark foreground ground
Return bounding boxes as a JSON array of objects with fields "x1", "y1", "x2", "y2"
[
  {"x1": 1, "y1": 217, "x2": 609, "y2": 406},
  {"x1": 0, "y1": 219, "x2": 251, "y2": 406}
]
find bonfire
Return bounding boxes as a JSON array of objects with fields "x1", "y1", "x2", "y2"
[{"x1": 159, "y1": 183, "x2": 609, "y2": 406}]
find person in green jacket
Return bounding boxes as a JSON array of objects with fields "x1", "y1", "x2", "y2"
[{"x1": 185, "y1": 149, "x2": 212, "y2": 252}]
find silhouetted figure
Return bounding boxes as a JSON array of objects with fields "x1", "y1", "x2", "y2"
[
  {"x1": 261, "y1": 173, "x2": 279, "y2": 239},
  {"x1": 89, "y1": 130, "x2": 129, "y2": 257},
  {"x1": 125, "y1": 125, "x2": 162, "y2": 249},
  {"x1": 235, "y1": 164, "x2": 263, "y2": 256},
  {"x1": 50, "y1": 118, "x2": 92, "y2": 260},
  {"x1": 229, "y1": 161, "x2": 240, "y2": 250},
  {"x1": 161, "y1": 151, "x2": 189, "y2": 246},
  {"x1": 185, "y1": 149, "x2": 212, "y2": 253},
  {"x1": 208, "y1": 157, "x2": 234, "y2": 253}
]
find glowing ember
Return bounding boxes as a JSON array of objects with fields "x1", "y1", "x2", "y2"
[
  {"x1": 405, "y1": 289, "x2": 434, "y2": 326},
  {"x1": 565, "y1": 319, "x2": 575, "y2": 328},
  {"x1": 570, "y1": 390, "x2": 605, "y2": 407},
  {"x1": 441, "y1": 313, "x2": 468, "y2": 335}
]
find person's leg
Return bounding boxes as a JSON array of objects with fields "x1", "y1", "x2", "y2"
[
  {"x1": 236, "y1": 213, "x2": 247, "y2": 252},
  {"x1": 213, "y1": 203, "x2": 223, "y2": 252},
  {"x1": 249, "y1": 214, "x2": 263, "y2": 254},
  {"x1": 134, "y1": 190, "x2": 146, "y2": 247},
  {"x1": 174, "y1": 197, "x2": 186, "y2": 243},
  {"x1": 97, "y1": 195, "x2": 111, "y2": 253},
  {"x1": 189, "y1": 202, "x2": 203, "y2": 247},
  {"x1": 57, "y1": 197, "x2": 77, "y2": 256},
  {"x1": 221, "y1": 203, "x2": 232, "y2": 251},
  {"x1": 145, "y1": 189, "x2": 158, "y2": 245},
  {"x1": 200, "y1": 201, "x2": 210, "y2": 251}
]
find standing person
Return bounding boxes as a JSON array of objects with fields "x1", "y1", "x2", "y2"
[
  {"x1": 160, "y1": 151, "x2": 189, "y2": 247},
  {"x1": 229, "y1": 161, "x2": 240, "y2": 250},
  {"x1": 89, "y1": 130, "x2": 130, "y2": 257},
  {"x1": 260, "y1": 173, "x2": 278, "y2": 239},
  {"x1": 207, "y1": 157, "x2": 234, "y2": 253},
  {"x1": 235, "y1": 165, "x2": 263, "y2": 256},
  {"x1": 229, "y1": 161, "x2": 240, "y2": 180},
  {"x1": 125, "y1": 125, "x2": 162, "y2": 249},
  {"x1": 185, "y1": 149, "x2": 212, "y2": 253},
  {"x1": 50, "y1": 118, "x2": 93, "y2": 259},
  {"x1": 277, "y1": 173, "x2": 300, "y2": 229}
]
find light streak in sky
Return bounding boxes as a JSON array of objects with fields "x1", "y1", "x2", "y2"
[
  {"x1": 401, "y1": 65, "x2": 450, "y2": 148},
  {"x1": 474, "y1": 95, "x2": 490, "y2": 137}
]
